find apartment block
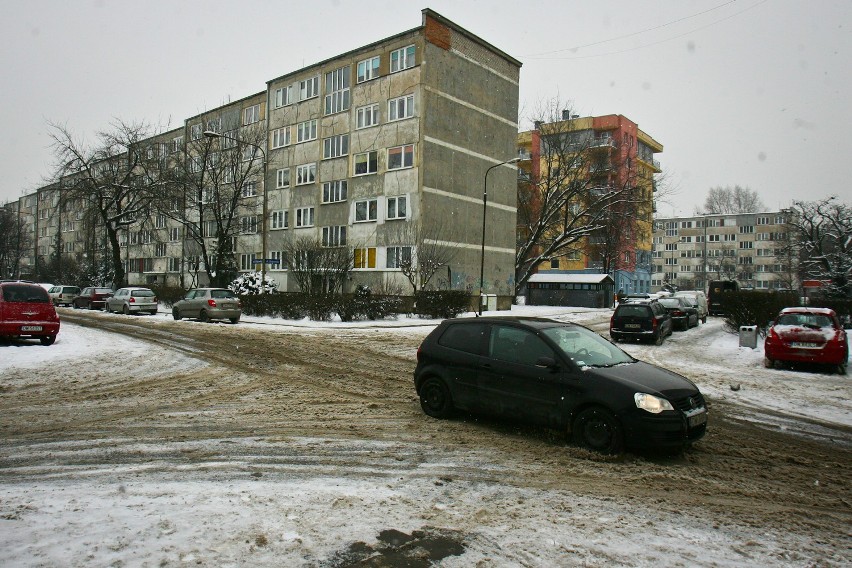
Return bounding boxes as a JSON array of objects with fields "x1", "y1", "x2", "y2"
[{"x1": 652, "y1": 211, "x2": 797, "y2": 292}]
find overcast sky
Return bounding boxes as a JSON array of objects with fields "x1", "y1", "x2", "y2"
[{"x1": 1, "y1": 0, "x2": 849, "y2": 215}]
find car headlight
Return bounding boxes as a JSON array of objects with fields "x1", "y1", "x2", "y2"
[{"x1": 634, "y1": 393, "x2": 675, "y2": 414}]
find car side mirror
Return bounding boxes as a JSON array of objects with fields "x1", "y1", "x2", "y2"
[{"x1": 535, "y1": 356, "x2": 558, "y2": 369}]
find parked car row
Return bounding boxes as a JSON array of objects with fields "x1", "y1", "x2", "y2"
[{"x1": 609, "y1": 290, "x2": 709, "y2": 345}]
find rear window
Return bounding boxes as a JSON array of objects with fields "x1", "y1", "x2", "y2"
[
  {"x1": 2, "y1": 285, "x2": 50, "y2": 303},
  {"x1": 776, "y1": 313, "x2": 834, "y2": 328},
  {"x1": 211, "y1": 290, "x2": 237, "y2": 299},
  {"x1": 658, "y1": 299, "x2": 681, "y2": 308},
  {"x1": 616, "y1": 305, "x2": 651, "y2": 318},
  {"x1": 131, "y1": 290, "x2": 155, "y2": 298},
  {"x1": 437, "y1": 323, "x2": 486, "y2": 355},
  {"x1": 62, "y1": 286, "x2": 80, "y2": 294},
  {"x1": 95, "y1": 288, "x2": 113, "y2": 294}
]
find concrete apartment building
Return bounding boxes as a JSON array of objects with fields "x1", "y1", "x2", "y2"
[
  {"x1": 652, "y1": 211, "x2": 797, "y2": 292},
  {"x1": 517, "y1": 114, "x2": 662, "y2": 304},
  {"x1": 4, "y1": 10, "x2": 521, "y2": 298}
]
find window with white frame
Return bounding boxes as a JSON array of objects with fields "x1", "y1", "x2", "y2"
[
  {"x1": 387, "y1": 144, "x2": 414, "y2": 170},
  {"x1": 222, "y1": 167, "x2": 234, "y2": 184},
  {"x1": 357, "y1": 56, "x2": 380, "y2": 83},
  {"x1": 155, "y1": 243, "x2": 167, "y2": 257},
  {"x1": 241, "y1": 181, "x2": 257, "y2": 198},
  {"x1": 386, "y1": 246, "x2": 412, "y2": 269},
  {"x1": 296, "y1": 207, "x2": 314, "y2": 228},
  {"x1": 240, "y1": 253, "x2": 258, "y2": 271},
  {"x1": 756, "y1": 216, "x2": 770, "y2": 225},
  {"x1": 356, "y1": 104, "x2": 379, "y2": 129},
  {"x1": 155, "y1": 214, "x2": 167, "y2": 229},
  {"x1": 269, "y1": 250, "x2": 286, "y2": 270},
  {"x1": 386, "y1": 196, "x2": 407, "y2": 219},
  {"x1": 322, "y1": 180, "x2": 347, "y2": 203},
  {"x1": 271, "y1": 126, "x2": 291, "y2": 149},
  {"x1": 169, "y1": 227, "x2": 180, "y2": 242},
  {"x1": 240, "y1": 215, "x2": 258, "y2": 234},
  {"x1": 206, "y1": 117, "x2": 221, "y2": 133},
  {"x1": 167, "y1": 257, "x2": 181, "y2": 272},
  {"x1": 297, "y1": 119, "x2": 318, "y2": 143},
  {"x1": 353, "y1": 247, "x2": 377, "y2": 269},
  {"x1": 189, "y1": 156, "x2": 203, "y2": 173},
  {"x1": 390, "y1": 45, "x2": 415, "y2": 73},
  {"x1": 354, "y1": 151, "x2": 378, "y2": 175},
  {"x1": 242, "y1": 145, "x2": 259, "y2": 162},
  {"x1": 323, "y1": 134, "x2": 349, "y2": 159},
  {"x1": 388, "y1": 95, "x2": 414, "y2": 121},
  {"x1": 354, "y1": 198, "x2": 378, "y2": 222},
  {"x1": 271, "y1": 210, "x2": 289, "y2": 230},
  {"x1": 223, "y1": 129, "x2": 238, "y2": 149},
  {"x1": 190, "y1": 123, "x2": 203, "y2": 140},
  {"x1": 739, "y1": 225, "x2": 755, "y2": 233},
  {"x1": 172, "y1": 136, "x2": 184, "y2": 153},
  {"x1": 324, "y1": 66, "x2": 350, "y2": 115},
  {"x1": 276, "y1": 168, "x2": 290, "y2": 188},
  {"x1": 723, "y1": 234, "x2": 737, "y2": 241},
  {"x1": 296, "y1": 163, "x2": 316, "y2": 185},
  {"x1": 243, "y1": 104, "x2": 260, "y2": 125},
  {"x1": 322, "y1": 226, "x2": 347, "y2": 247},
  {"x1": 299, "y1": 76, "x2": 319, "y2": 100},
  {"x1": 274, "y1": 85, "x2": 293, "y2": 108},
  {"x1": 739, "y1": 241, "x2": 754, "y2": 249}
]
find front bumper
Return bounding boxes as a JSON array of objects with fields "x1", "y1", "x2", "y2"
[{"x1": 621, "y1": 407, "x2": 707, "y2": 450}]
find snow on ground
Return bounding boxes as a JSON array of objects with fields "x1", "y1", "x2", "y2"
[{"x1": 1, "y1": 305, "x2": 850, "y2": 566}]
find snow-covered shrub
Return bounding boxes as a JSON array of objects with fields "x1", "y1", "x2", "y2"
[{"x1": 229, "y1": 271, "x2": 278, "y2": 295}]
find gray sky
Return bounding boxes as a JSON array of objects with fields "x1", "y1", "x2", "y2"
[{"x1": 1, "y1": 0, "x2": 849, "y2": 215}]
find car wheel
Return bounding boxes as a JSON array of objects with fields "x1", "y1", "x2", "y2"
[
  {"x1": 418, "y1": 377, "x2": 454, "y2": 419},
  {"x1": 199, "y1": 310, "x2": 210, "y2": 323},
  {"x1": 702, "y1": 316, "x2": 707, "y2": 324},
  {"x1": 572, "y1": 406, "x2": 624, "y2": 455},
  {"x1": 39, "y1": 335, "x2": 56, "y2": 346},
  {"x1": 173, "y1": 309, "x2": 182, "y2": 321},
  {"x1": 837, "y1": 364, "x2": 847, "y2": 376},
  {"x1": 764, "y1": 357, "x2": 775, "y2": 369},
  {"x1": 655, "y1": 331, "x2": 664, "y2": 346},
  {"x1": 123, "y1": 305, "x2": 130, "y2": 315},
  {"x1": 229, "y1": 317, "x2": 239, "y2": 324}
]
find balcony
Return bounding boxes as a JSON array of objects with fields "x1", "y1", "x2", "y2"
[{"x1": 589, "y1": 134, "x2": 616, "y2": 150}]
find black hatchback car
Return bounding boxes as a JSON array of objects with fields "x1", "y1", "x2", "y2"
[
  {"x1": 414, "y1": 316, "x2": 707, "y2": 454},
  {"x1": 610, "y1": 299, "x2": 673, "y2": 345}
]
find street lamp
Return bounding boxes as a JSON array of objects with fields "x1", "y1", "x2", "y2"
[
  {"x1": 203, "y1": 130, "x2": 268, "y2": 290},
  {"x1": 479, "y1": 156, "x2": 521, "y2": 316}
]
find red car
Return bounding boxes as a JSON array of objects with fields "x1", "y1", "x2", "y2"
[
  {"x1": 764, "y1": 307, "x2": 848, "y2": 374},
  {"x1": 72, "y1": 287, "x2": 114, "y2": 310},
  {"x1": 0, "y1": 282, "x2": 61, "y2": 346}
]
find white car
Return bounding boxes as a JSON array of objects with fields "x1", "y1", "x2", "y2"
[
  {"x1": 674, "y1": 290, "x2": 709, "y2": 323},
  {"x1": 105, "y1": 287, "x2": 158, "y2": 315}
]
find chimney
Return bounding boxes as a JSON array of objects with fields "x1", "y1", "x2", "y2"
[{"x1": 561, "y1": 109, "x2": 571, "y2": 120}]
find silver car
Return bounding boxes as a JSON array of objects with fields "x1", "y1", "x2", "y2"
[
  {"x1": 47, "y1": 285, "x2": 81, "y2": 307},
  {"x1": 105, "y1": 287, "x2": 159, "y2": 315},
  {"x1": 172, "y1": 288, "x2": 241, "y2": 324}
]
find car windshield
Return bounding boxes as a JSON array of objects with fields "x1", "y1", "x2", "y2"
[
  {"x1": 542, "y1": 325, "x2": 634, "y2": 368},
  {"x1": 776, "y1": 313, "x2": 833, "y2": 328}
]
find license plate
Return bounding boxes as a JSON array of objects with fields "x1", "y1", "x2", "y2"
[
  {"x1": 21, "y1": 325, "x2": 43, "y2": 332},
  {"x1": 625, "y1": 323, "x2": 641, "y2": 329},
  {"x1": 790, "y1": 342, "x2": 820, "y2": 349},
  {"x1": 687, "y1": 409, "x2": 707, "y2": 428}
]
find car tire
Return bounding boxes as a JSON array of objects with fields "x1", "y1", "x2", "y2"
[
  {"x1": 655, "y1": 332, "x2": 664, "y2": 346},
  {"x1": 418, "y1": 377, "x2": 454, "y2": 419},
  {"x1": 572, "y1": 406, "x2": 624, "y2": 455},
  {"x1": 837, "y1": 364, "x2": 847, "y2": 376},
  {"x1": 199, "y1": 310, "x2": 210, "y2": 323},
  {"x1": 702, "y1": 316, "x2": 707, "y2": 324},
  {"x1": 764, "y1": 357, "x2": 775, "y2": 369},
  {"x1": 173, "y1": 309, "x2": 182, "y2": 321},
  {"x1": 123, "y1": 305, "x2": 130, "y2": 315},
  {"x1": 39, "y1": 335, "x2": 56, "y2": 346},
  {"x1": 229, "y1": 317, "x2": 239, "y2": 324}
]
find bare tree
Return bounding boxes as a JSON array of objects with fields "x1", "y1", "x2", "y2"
[
  {"x1": 384, "y1": 219, "x2": 460, "y2": 293},
  {"x1": 49, "y1": 120, "x2": 160, "y2": 288},
  {"x1": 0, "y1": 206, "x2": 31, "y2": 278},
  {"x1": 788, "y1": 197, "x2": 852, "y2": 298},
  {"x1": 516, "y1": 101, "x2": 657, "y2": 291},
  {"x1": 698, "y1": 186, "x2": 766, "y2": 215},
  {"x1": 280, "y1": 235, "x2": 354, "y2": 295}
]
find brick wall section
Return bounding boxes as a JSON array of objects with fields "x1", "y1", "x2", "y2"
[{"x1": 424, "y1": 16, "x2": 451, "y2": 50}]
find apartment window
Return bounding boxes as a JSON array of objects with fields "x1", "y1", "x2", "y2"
[
  {"x1": 155, "y1": 243, "x2": 167, "y2": 257},
  {"x1": 356, "y1": 104, "x2": 379, "y2": 129},
  {"x1": 240, "y1": 253, "x2": 258, "y2": 271},
  {"x1": 243, "y1": 104, "x2": 260, "y2": 125},
  {"x1": 241, "y1": 181, "x2": 257, "y2": 198},
  {"x1": 324, "y1": 66, "x2": 350, "y2": 115},
  {"x1": 296, "y1": 207, "x2": 315, "y2": 228},
  {"x1": 388, "y1": 95, "x2": 414, "y2": 121},
  {"x1": 322, "y1": 180, "x2": 348, "y2": 204},
  {"x1": 169, "y1": 227, "x2": 180, "y2": 242},
  {"x1": 708, "y1": 234, "x2": 720, "y2": 242},
  {"x1": 739, "y1": 225, "x2": 755, "y2": 234},
  {"x1": 386, "y1": 196, "x2": 407, "y2": 219},
  {"x1": 269, "y1": 250, "x2": 286, "y2": 270},
  {"x1": 155, "y1": 214, "x2": 167, "y2": 229},
  {"x1": 206, "y1": 118, "x2": 221, "y2": 133},
  {"x1": 296, "y1": 163, "x2": 316, "y2": 185},
  {"x1": 355, "y1": 198, "x2": 378, "y2": 222},
  {"x1": 276, "y1": 168, "x2": 290, "y2": 189},
  {"x1": 240, "y1": 215, "x2": 258, "y2": 234},
  {"x1": 299, "y1": 76, "x2": 319, "y2": 100},
  {"x1": 323, "y1": 134, "x2": 349, "y2": 159},
  {"x1": 274, "y1": 86, "x2": 293, "y2": 108},
  {"x1": 271, "y1": 126, "x2": 291, "y2": 149},
  {"x1": 386, "y1": 246, "x2": 412, "y2": 269},
  {"x1": 354, "y1": 151, "x2": 378, "y2": 175},
  {"x1": 242, "y1": 146, "x2": 260, "y2": 162},
  {"x1": 387, "y1": 144, "x2": 414, "y2": 170},
  {"x1": 271, "y1": 210, "x2": 289, "y2": 230},
  {"x1": 172, "y1": 136, "x2": 184, "y2": 153},
  {"x1": 322, "y1": 226, "x2": 347, "y2": 247},
  {"x1": 190, "y1": 123, "x2": 202, "y2": 141},
  {"x1": 756, "y1": 216, "x2": 770, "y2": 225},
  {"x1": 723, "y1": 234, "x2": 737, "y2": 242},
  {"x1": 222, "y1": 167, "x2": 234, "y2": 184},
  {"x1": 680, "y1": 221, "x2": 693, "y2": 228},
  {"x1": 665, "y1": 243, "x2": 678, "y2": 251},
  {"x1": 297, "y1": 119, "x2": 318, "y2": 143},
  {"x1": 189, "y1": 156, "x2": 203, "y2": 173},
  {"x1": 390, "y1": 45, "x2": 415, "y2": 73},
  {"x1": 774, "y1": 215, "x2": 786, "y2": 224},
  {"x1": 223, "y1": 129, "x2": 238, "y2": 149},
  {"x1": 739, "y1": 256, "x2": 754, "y2": 265},
  {"x1": 357, "y1": 56, "x2": 380, "y2": 83},
  {"x1": 354, "y1": 247, "x2": 377, "y2": 269},
  {"x1": 167, "y1": 257, "x2": 181, "y2": 272},
  {"x1": 739, "y1": 241, "x2": 754, "y2": 249}
]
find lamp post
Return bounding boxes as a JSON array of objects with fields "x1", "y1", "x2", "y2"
[
  {"x1": 203, "y1": 130, "x2": 268, "y2": 290},
  {"x1": 479, "y1": 156, "x2": 521, "y2": 316}
]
